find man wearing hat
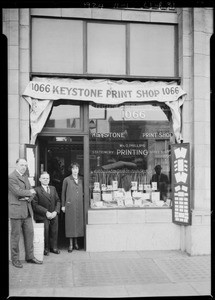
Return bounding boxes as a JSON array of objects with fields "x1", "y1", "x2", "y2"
[{"x1": 150, "y1": 165, "x2": 169, "y2": 200}]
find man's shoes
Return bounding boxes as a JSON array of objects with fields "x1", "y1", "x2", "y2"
[
  {"x1": 26, "y1": 257, "x2": 43, "y2": 264},
  {"x1": 50, "y1": 248, "x2": 60, "y2": 254},
  {"x1": 44, "y1": 249, "x2": 49, "y2": 256},
  {"x1": 68, "y1": 246, "x2": 73, "y2": 253},
  {"x1": 12, "y1": 260, "x2": 23, "y2": 268}
]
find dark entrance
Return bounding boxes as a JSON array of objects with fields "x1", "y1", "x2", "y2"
[{"x1": 38, "y1": 136, "x2": 84, "y2": 250}]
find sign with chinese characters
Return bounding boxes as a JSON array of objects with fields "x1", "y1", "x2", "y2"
[{"x1": 171, "y1": 143, "x2": 191, "y2": 225}]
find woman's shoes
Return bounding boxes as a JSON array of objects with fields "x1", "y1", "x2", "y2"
[
  {"x1": 68, "y1": 246, "x2": 73, "y2": 253},
  {"x1": 74, "y1": 243, "x2": 79, "y2": 250},
  {"x1": 68, "y1": 245, "x2": 79, "y2": 252},
  {"x1": 68, "y1": 238, "x2": 80, "y2": 251}
]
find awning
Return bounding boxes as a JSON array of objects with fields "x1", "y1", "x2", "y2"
[{"x1": 22, "y1": 77, "x2": 186, "y2": 144}]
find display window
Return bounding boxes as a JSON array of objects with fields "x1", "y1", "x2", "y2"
[{"x1": 89, "y1": 103, "x2": 173, "y2": 209}]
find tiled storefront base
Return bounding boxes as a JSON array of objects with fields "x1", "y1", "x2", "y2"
[
  {"x1": 86, "y1": 208, "x2": 211, "y2": 254},
  {"x1": 86, "y1": 208, "x2": 181, "y2": 252}
]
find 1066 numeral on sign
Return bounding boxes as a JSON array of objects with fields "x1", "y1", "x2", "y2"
[{"x1": 122, "y1": 110, "x2": 146, "y2": 119}]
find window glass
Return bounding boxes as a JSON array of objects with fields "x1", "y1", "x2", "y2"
[
  {"x1": 87, "y1": 22, "x2": 126, "y2": 75},
  {"x1": 31, "y1": 18, "x2": 177, "y2": 78},
  {"x1": 89, "y1": 103, "x2": 173, "y2": 209},
  {"x1": 44, "y1": 101, "x2": 80, "y2": 129},
  {"x1": 32, "y1": 18, "x2": 83, "y2": 73},
  {"x1": 130, "y1": 24, "x2": 177, "y2": 77}
]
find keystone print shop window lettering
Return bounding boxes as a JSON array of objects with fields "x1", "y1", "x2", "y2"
[{"x1": 89, "y1": 102, "x2": 173, "y2": 209}]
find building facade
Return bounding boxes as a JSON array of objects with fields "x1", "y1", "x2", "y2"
[{"x1": 5, "y1": 7, "x2": 212, "y2": 255}]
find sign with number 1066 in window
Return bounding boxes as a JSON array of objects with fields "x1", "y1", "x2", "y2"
[{"x1": 122, "y1": 109, "x2": 146, "y2": 120}]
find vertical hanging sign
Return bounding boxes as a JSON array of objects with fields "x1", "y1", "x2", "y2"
[{"x1": 171, "y1": 143, "x2": 191, "y2": 225}]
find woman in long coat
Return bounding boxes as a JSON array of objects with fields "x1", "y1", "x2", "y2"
[{"x1": 61, "y1": 162, "x2": 84, "y2": 252}]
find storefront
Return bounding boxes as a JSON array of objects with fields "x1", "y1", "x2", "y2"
[
  {"x1": 6, "y1": 7, "x2": 212, "y2": 254},
  {"x1": 22, "y1": 76, "x2": 187, "y2": 250}
]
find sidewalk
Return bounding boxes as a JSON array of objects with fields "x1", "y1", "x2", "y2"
[{"x1": 9, "y1": 249, "x2": 211, "y2": 298}]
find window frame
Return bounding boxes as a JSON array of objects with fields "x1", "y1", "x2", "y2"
[{"x1": 30, "y1": 16, "x2": 179, "y2": 82}]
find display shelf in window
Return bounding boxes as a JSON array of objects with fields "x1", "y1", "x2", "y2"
[{"x1": 90, "y1": 169, "x2": 172, "y2": 209}]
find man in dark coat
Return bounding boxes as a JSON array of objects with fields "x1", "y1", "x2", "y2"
[
  {"x1": 32, "y1": 172, "x2": 61, "y2": 256},
  {"x1": 9, "y1": 158, "x2": 43, "y2": 268},
  {"x1": 150, "y1": 165, "x2": 169, "y2": 200}
]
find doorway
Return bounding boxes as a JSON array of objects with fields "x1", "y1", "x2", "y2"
[{"x1": 38, "y1": 135, "x2": 85, "y2": 250}]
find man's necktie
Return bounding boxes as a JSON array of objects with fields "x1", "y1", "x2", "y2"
[{"x1": 46, "y1": 186, "x2": 50, "y2": 194}]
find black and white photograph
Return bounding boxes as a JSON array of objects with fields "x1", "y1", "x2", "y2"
[{"x1": 4, "y1": 1, "x2": 213, "y2": 298}]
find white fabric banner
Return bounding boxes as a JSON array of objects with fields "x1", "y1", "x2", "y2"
[
  {"x1": 22, "y1": 77, "x2": 187, "y2": 144},
  {"x1": 23, "y1": 78, "x2": 186, "y2": 104},
  {"x1": 24, "y1": 96, "x2": 53, "y2": 144}
]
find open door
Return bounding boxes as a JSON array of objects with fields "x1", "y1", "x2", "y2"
[{"x1": 38, "y1": 136, "x2": 85, "y2": 250}]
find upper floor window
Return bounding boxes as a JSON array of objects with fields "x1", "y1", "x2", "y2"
[
  {"x1": 32, "y1": 18, "x2": 84, "y2": 74},
  {"x1": 32, "y1": 18, "x2": 178, "y2": 77},
  {"x1": 130, "y1": 23, "x2": 177, "y2": 77},
  {"x1": 87, "y1": 22, "x2": 126, "y2": 75}
]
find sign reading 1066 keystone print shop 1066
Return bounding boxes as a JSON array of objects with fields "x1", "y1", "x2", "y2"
[{"x1": 171, "y1": 143, "x2": 191, "y2": 225}]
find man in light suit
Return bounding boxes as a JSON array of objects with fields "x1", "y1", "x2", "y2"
[
  {"x1": 32, "y1": 172, "x2": 61, "y2": 256},
  {"x1": 9, "y1": 158, "x2": 43, "y2": 268}
]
